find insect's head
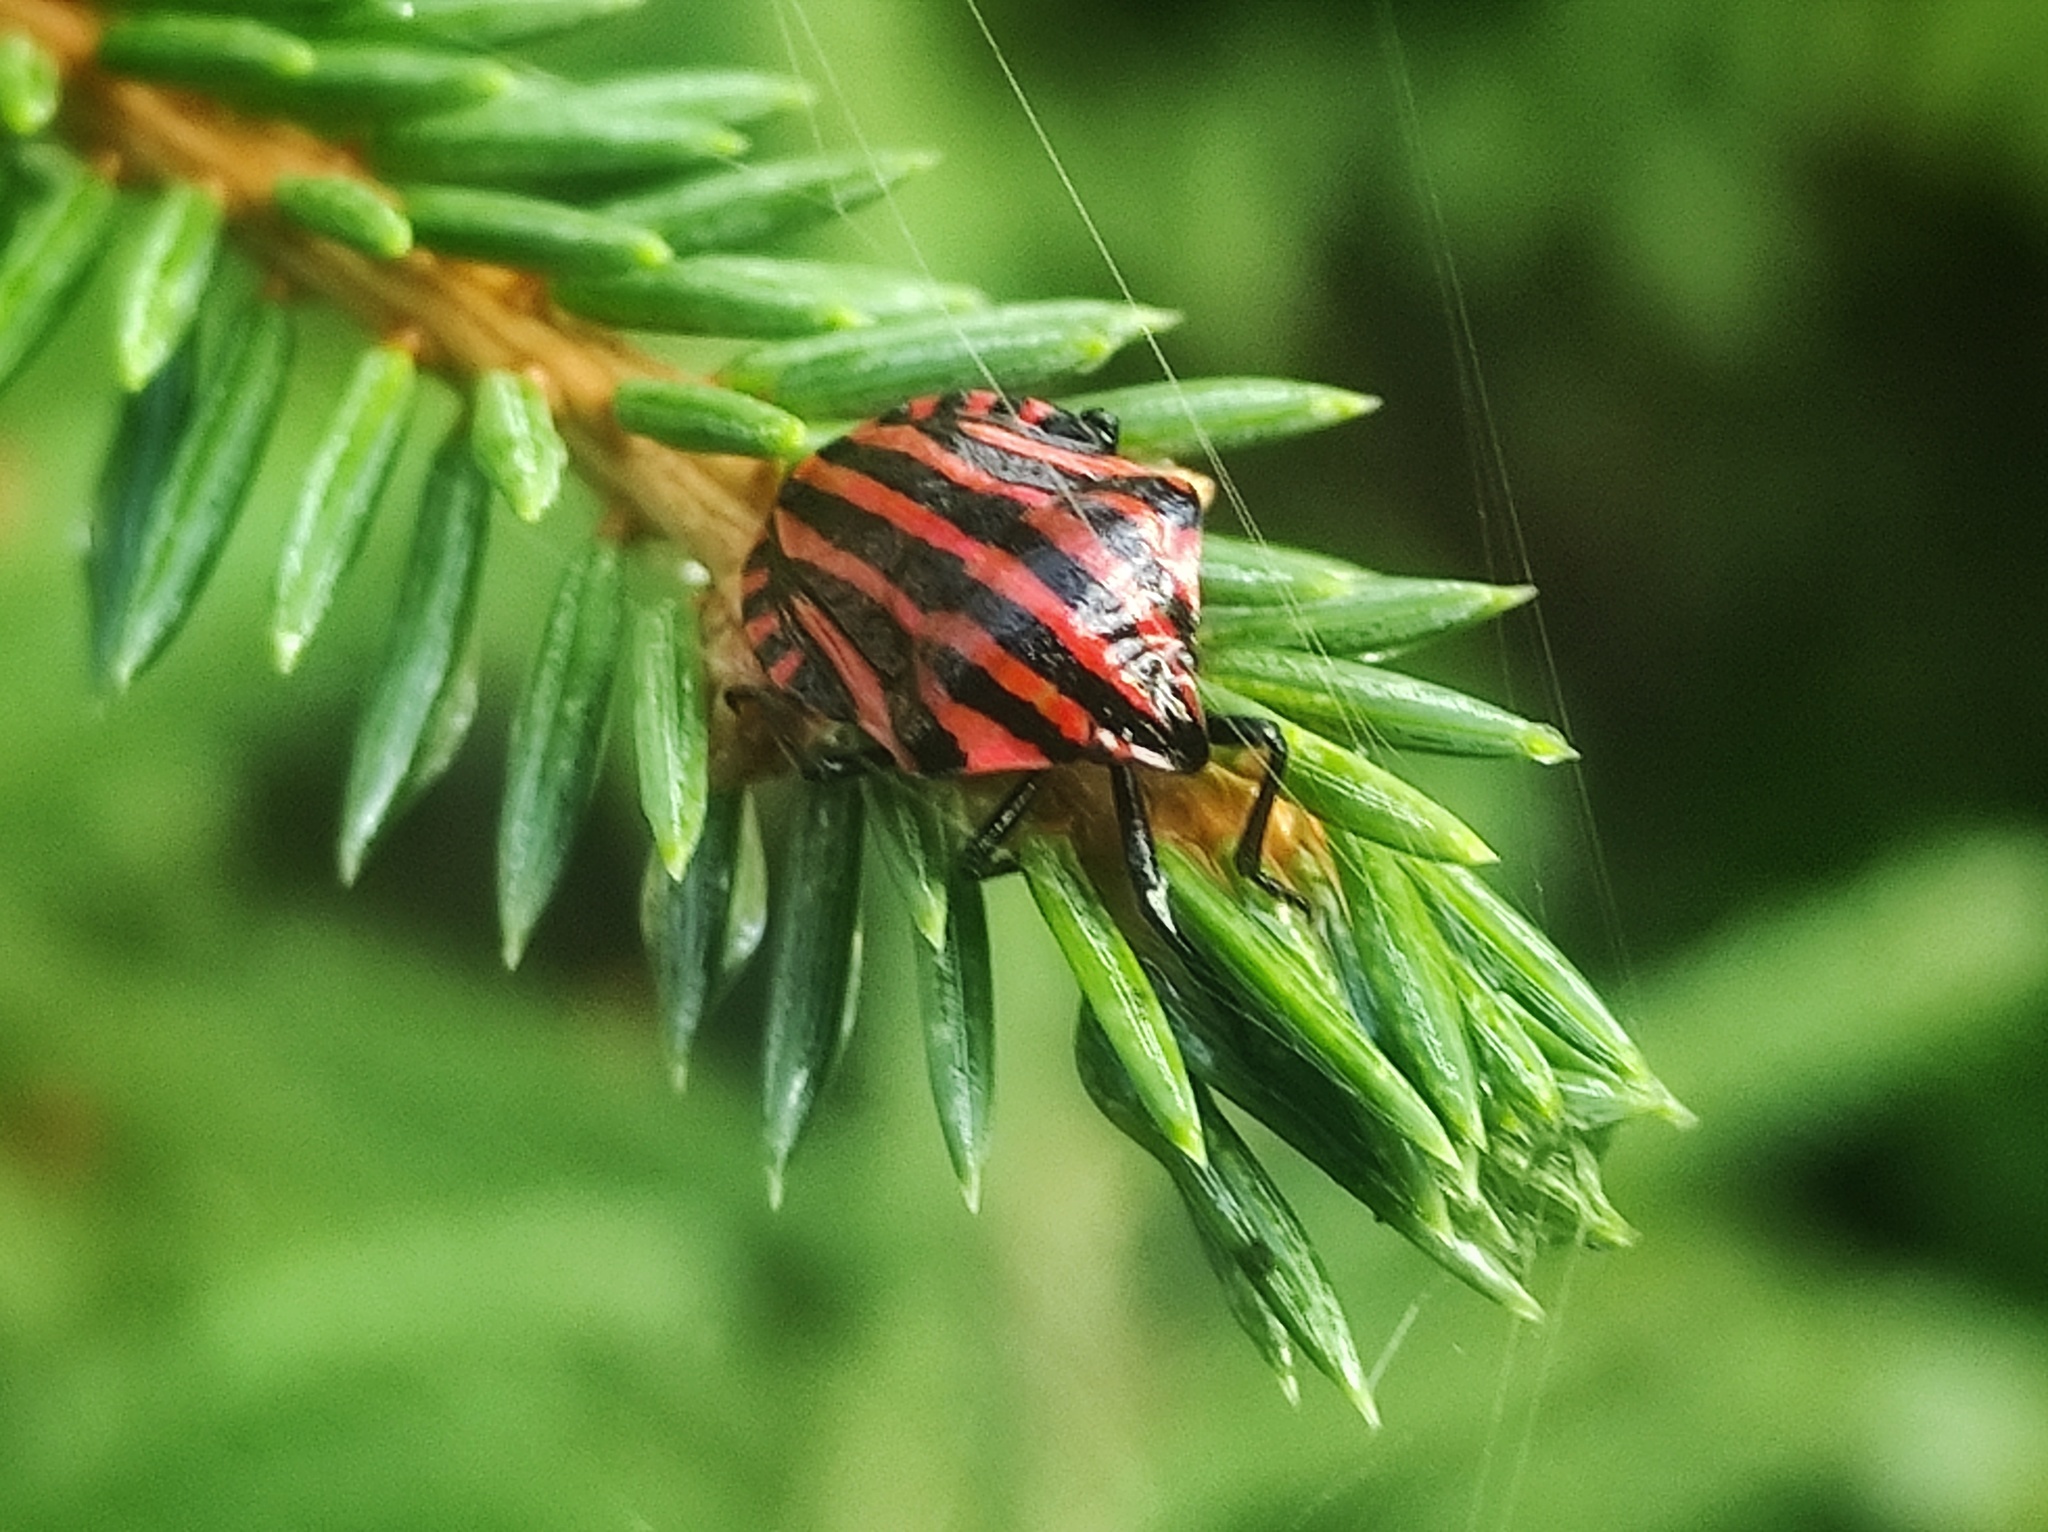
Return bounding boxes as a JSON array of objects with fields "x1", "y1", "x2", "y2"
[{"x1": 1042, "y1": 404, "x2": 1121, "y2": 454}]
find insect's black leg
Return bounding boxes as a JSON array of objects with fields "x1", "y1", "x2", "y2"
[
  {"x1": 1206, "y1": 714, "x2": 1310, "y2": 910},
  {"x1": 959, "y1": 773, "x2": 1045, "y2": 880},
  {"x1": 1111, "y1": 763, "x2": 1181, "y2": 948}
]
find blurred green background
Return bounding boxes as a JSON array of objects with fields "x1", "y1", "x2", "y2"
[{"x1": 5, "y1": 0, "x2": 2048, "y2": 1527}]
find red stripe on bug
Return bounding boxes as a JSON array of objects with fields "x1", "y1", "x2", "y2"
[
  {"x1": 916, "y1": 672, "x2": 1056, "y2": 774},
  {"x1": 953, "y1": 415, "x2": 1199, "y2": 499},
  {"x1": 788, "y1": 591, "x2": 911, "y2": 769},
  {"x1": 852, "y1": 418, "x2": 1201, "y2": 655},
  {"x1": 794, "y1": 448, "x2": 1187, "y2": 712},
  {"x1": 849, "y1": 419, "x2": 1189, "y2": 613},
  {"x1": 772, "y1": 508, "x2": 1101, "y2": 761},
  {"x1": 787, "y1": 456, "x2": 1158, "y2": 715},
  {"x1": 953, "y1": 416, "x2": 1203, "y2": 615},
  {"x1": 927, "y1": 621, "x2": 1178, "y2": 768}
]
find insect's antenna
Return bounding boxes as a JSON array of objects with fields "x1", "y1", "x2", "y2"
[{"x1": 776, "y1": 0, "x2": 1009, "y2": 400}]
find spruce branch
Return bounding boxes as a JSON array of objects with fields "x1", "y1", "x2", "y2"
[{"x1": 0, "y1": 0, "x2": 1691, "y2": 1422}]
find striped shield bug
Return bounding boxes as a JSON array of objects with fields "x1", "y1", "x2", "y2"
[{"x1": 739, "y1": 388, "x2": 1292, "y2": 938}]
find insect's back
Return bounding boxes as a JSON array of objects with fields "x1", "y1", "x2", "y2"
[{"x1": 744, "y1": 390, "x2": 1208, "y2": 777}]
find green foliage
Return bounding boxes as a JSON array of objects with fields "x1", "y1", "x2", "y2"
[
  {"x1": 556, "y1": 254, "x2": 983, "y2": 338},
  {"x1": 559, "y1": 66, "x2": 813, "y2": 123},
  {"x1": 5, "y1": 620, "x2": 2041, "y2": 1525},
  {"x1": 6, "y1": 0, "x2": 2045, "y2": 1520},
  {"x1": 337, "y1": 430, "x2": 491, "y2": 883},
  {"x1": 0, "y1": 31, "x2": 57, "y2": 135},
  {"x1": 1197, "y1": 553, "x2": 1537, "y2": 658},
  {"x1": 715, "y1": 298, "x2": 1182, "y2": 418},
  {"x1": 262, "y1": 41, "x2": 515, "y2": 119},
  {"x1": 272, "y1": 173, "x2": 415, "y2": 260},
  {"x1": 611, "y1": 376, "x2": 808, "y2": 458},
  {"x1": 910, "y1": 867, "x2": 995, "y2": 1211},
  {"x1": 4, "y1": 0, "x2": 1662, "y2": 1409},
  {"x1": 1161, "y1": 841, "x2": 1461, "y2": 1176},
  {"x1": 373, "y1": 88, "x2": 746, "y2": 182},
  {"x1": 639, "y1": 788, "x2": 752, "y2": 1087},
  {"x1": 600, "y1": 148, "x2": 941, "y2": 252},
  {"x1": 272, "y1": 342, "x2": 419, "y2": 672},
  {"x1": 627, "y1": 592, "x2": 709, "y2": 880},
  {"x1": 93, "y1": 296, "x2": 294, "y2": 688},
  {"x1": 1078, "y1": 1010, "x2": 1376, "y2": 1422},
  {"x1": 114, "y1": 182, "x2": 223, "y2": 393},
  {"x1": 1198, "y1": 678, "x2": 1498, "y2": 863},
  {"x1": 861, "y1": 774, "x2": 956, "y2": 950},
  {"x1": 758, "y1": 778, "x2": 866, "y2": 1207},
  {"x1": 1063, "y1": 377, "x2": 1381, "y2": 462},
  {"x1": 97, "y1": 14, "x2": 316, "y2": 91},
  {"x1": 0, "y1": 0, "x2": 1687, "y2": 1429},
  {"x1": 1203, "y1": 646, "x2": 1577, "y2": 762},
  {"x1": 336, "y1": 0, "x2": 644, "y2": 49},
  {"x1": 1023, "y1": 832, "x2": 1206, "y2": 1164},
  {"x1": 396, "y1": 181, "x2": 672, "y2": 273},
  {"x1": 1331, "y1": 834, "x2": 1487, "y2": 1151},
  {"x1": 496, "y1": 539, "x2": 625, "y2": 968},
  {"x1": 469, "y1": 368, "x2": 565, "y2": 524},
  {"x1": 0, "y1": 147, "x2": 116, "y2": 392}
]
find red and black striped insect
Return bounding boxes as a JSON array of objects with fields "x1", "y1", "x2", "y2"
[{"x1": 740, "y1": 388, "x2": 1290, "y2": 938}]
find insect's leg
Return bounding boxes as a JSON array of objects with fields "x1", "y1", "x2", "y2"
[
  {"x1": 1206, "y1": 714, "x2": 1309, "y2": 909},
  {"x1": 959, "y1": 773, "x2": 1045, "y2": 880},
  {"x1": 1111, "y1": 764, "x2": 1181, "y2": 948}
]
